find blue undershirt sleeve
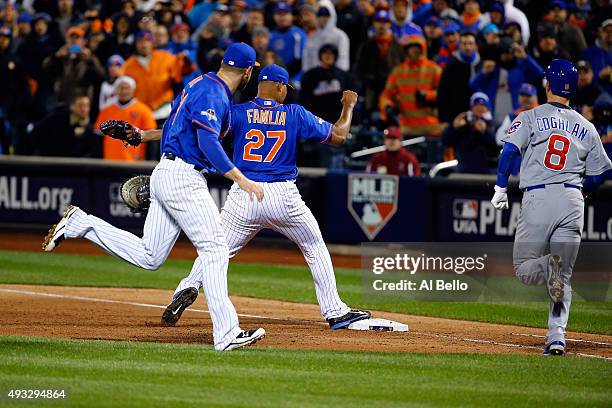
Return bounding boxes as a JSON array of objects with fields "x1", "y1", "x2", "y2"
[{"x1": 496, "y1": 142, "x2": 521, "y2": 188}]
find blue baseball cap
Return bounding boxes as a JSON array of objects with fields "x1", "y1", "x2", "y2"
[
  {"x1": 258, "y1": 64, "x2": 293, "y2": 87},
  {"x1": 223, "y1": 42, "x2": 259, "y2": 68},
  {"x1": 274, "y1": 2, "x2": 292, "y2": 13},
  {"x1": 518, "y1": 83, "x2": 537, "y2": 96}
]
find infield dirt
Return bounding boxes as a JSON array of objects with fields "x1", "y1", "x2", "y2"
[{"x1": 0, "y1": 284, "x2": 610, "y2": 357}]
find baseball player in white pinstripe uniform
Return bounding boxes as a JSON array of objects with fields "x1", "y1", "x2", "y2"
[
  {"x1": 42, "y1": 44, "x2": 267, "y2": 351},
  {"x1": 140, "y1": 65, "x2": 371, "y2": 329}
]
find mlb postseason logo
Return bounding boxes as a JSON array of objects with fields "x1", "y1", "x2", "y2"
[{"x1": 348, "y1": 174, "x2": 399, "y2": 240}]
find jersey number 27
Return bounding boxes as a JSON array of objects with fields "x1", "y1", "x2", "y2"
[
  {"x1": 243, "y1": 129, "x2": 286, "y2": 162},
  {"x1": 543, "y1": 134, "x2": 570, "y2": 171}
]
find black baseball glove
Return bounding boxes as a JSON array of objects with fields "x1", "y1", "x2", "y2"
[
  {"x1": 100, "y1": 120, "x2": 142, "y2": 147},
  {"x1": 120, "y1": 175, "x2": 150, "y2": 213}
]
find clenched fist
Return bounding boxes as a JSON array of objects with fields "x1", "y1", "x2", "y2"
[{"x1": 341, "y1": 90, "x2": 358, "y2": 108}]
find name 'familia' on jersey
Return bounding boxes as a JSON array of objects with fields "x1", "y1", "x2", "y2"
[{"x1": 230, "y1": 65, "x2": 333, "y2": 182}]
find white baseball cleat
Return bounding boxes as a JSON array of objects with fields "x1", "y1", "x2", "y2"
[
  {"x1": 223, "y1": 328, "x2": 266, "y2": 351},
  {"x1": 42, "y1": 205, "x2": 79, "y2": 252}
]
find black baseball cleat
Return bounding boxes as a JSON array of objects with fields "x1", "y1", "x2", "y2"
[
  {"x1": 42, "y1": 205, "x2": 79, "y2": 252},
  {"x1": 161, "y1": 287, "x2": 199, "y2": 326},
  {"x1": 327, "y1": 309, "x2": 371, "y2": 329},
  {"x1": 223, "y1": 328, "x2": 266, "y2": 351}
]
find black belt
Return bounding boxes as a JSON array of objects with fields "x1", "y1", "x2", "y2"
[
  {"x1": 525, "y1": 183, "x2": 580, "y2": 192},
  {"x1": 162, "y1": 152, "x2": 206, "y2": 173}
]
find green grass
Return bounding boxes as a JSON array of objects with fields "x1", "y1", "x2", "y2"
[
  {"x1": 0, "y1": 336, "x2": 609, "y2": 408},
  {"x1": 0, "y1": 250, "x2": 610, "y2": 334}
]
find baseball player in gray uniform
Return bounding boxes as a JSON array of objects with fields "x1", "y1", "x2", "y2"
[{"x1": 491, "y1": 59, "x2": 612, "y2": 356}]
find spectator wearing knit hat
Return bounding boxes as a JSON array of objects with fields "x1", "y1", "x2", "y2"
[
  {"x1": 380, "y1": 34, "x2": 442, "y2": 137},
  {"x1": 166, "y1": 23, "x2": 196, "y2": 62},
  {"x1": 442, "y1": 92, "x2": 497, "y2": 174},
  {"x1": 302, "y1": 5, "x2": 350, "y2": 73},
  {"x1": 356, "y1": 9, "x2": 404, "y2": 111},
  {"x1": 99, "y1": 55, "x2": 125, "y2": 110}
]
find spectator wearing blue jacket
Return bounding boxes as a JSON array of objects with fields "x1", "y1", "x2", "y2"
[
  {"x1": 269, "y1": 2, "x2": 306, "y2": 80},
  {"x1": 470, "y1": 36, "x2": 543, "y2": 126},
  {"x1": 580, "y1": 19, "x2": 612, "y2": 95}
]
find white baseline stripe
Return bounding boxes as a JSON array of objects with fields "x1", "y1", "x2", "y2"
[
  {"x1": 1, "y1": 288, "x2": 610, "y2": 360},
  {"x1": 511, "y1": 332, "x2": 611, "y2": 346}
]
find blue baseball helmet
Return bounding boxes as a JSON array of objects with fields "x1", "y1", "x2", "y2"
[{"x1": 544, "y1": 59, "x2": 578, "y2": 98}]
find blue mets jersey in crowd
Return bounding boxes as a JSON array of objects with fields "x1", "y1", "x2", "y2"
[
  {"x1": 230, "y1": 97, "x2": 334, "y2": 182},
  {"x1": 161, "y1": 72, "x2": 233, "y2": 173}
]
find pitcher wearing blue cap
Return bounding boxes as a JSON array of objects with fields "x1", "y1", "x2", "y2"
[
  {"x1": 161, "y1": 64, "x2": 372, "y2": 330},
  {"x1": 44, "y1": 42, "x2": 267, "y2": 351}
]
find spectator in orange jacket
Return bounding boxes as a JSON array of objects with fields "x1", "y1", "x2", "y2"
[
  {"x1": 95, "y1": 76, "x2": 156, "y2": 161},
  {"x1": 379, "y1": 34, "x2": 442, "y2": 137},
  {"x1": 122, "y1": 30, "x2": 187, "y2": 120},
  {"x1": 367, "y1": 126, "x2": 421, "y2": 176}
]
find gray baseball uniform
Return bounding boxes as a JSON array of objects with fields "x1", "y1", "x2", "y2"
[{"x1": 502, "y1": 102, "x2": 612, "y2": 345}]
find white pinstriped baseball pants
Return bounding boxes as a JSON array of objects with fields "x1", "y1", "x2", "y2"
[
  {"x1": 173, "y1": 180, "x2": 351, "y2": 320},
  {"x1": 64, "y1": 157, "x2": 241, "y2": 350}
]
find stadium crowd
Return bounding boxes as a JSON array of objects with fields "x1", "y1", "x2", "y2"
[{"x1": 0, "y1": 0, "x2": 610, "y2": 176}]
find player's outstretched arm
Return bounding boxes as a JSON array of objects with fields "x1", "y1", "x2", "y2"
[
  {"x1": 328, "y1": 90, "x2": 358, "y2": 146},
  {"x1": 224, "y1": 168, "x2": 264, "y2": 202},
  {"x1": 141, "y1": 129, "x2": 162, "y2": 142}
]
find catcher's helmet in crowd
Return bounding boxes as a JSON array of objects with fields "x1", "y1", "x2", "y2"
[{"x1": 544, "y1": 59, "x2": 578, "y2": 98}]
